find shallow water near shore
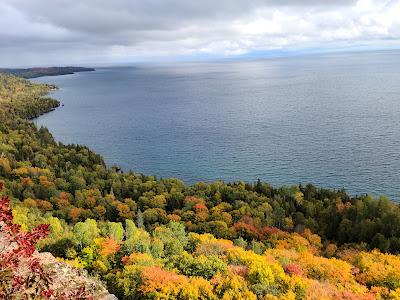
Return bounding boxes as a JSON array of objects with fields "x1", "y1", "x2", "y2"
[{"x1": 33, "y1": 51, "x2": 400, "y2": 200}]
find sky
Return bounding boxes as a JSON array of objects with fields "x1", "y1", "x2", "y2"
[{"x1": 1, "y1": 0, "x2": 400, "y2": 67}]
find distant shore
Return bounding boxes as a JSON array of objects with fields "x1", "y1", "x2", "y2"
[{"x1": 0, "y1": 66, "x2": 95, "y2": 79}]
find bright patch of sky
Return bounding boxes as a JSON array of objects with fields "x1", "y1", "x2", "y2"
[{"x1": 0, "y1": 0, "x2": 399, "y2": 66}]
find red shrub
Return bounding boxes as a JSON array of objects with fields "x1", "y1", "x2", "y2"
[
  {"x1": 260, "y1": 226, "x2": 281, "y2": 238},
  {"x1": 229, "y1": 265, "x2": 249, "y2": 277},
  {"x1": 284, "y1": 263, "x2": 304, "y2": 276},
  {"x1": 0, "y1": 184, "x2": 53, "y2": 298},
  {"x1": 0, "y1": 184, "x2": 94, "y2": 299}
]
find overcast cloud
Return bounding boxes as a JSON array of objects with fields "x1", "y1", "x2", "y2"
[{"x1": 0, "y1": 0, "x2": 399, "y2": 66}]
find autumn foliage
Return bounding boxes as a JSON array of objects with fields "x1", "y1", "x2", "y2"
[
  {"x1": 0, "y1": 183, "x2": 53, "y2": 298},
  {"x1": 0, "y1": 183, "x2": 96, "y2": 299},
  {"x1": 3, "y1": 74, "x2": 400, "y2": 299}
]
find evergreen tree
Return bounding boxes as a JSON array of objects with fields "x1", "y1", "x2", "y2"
[{"x1": 137, "y1": 209, "x2": 144, "y2": 228}]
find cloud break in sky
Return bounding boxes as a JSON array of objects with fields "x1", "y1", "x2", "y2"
[{"x1": 0, "y1": 0, "x2": 400, "y2": 66}]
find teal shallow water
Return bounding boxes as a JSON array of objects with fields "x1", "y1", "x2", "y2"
[{"x1": 34, "y1": 51, "x2": 400, "y2": 200}]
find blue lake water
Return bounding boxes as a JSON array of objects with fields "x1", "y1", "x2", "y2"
[{"x1": 33, "y1": 51, "x2": 400, "y2": 200}]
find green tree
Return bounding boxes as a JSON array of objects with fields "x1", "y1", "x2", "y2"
[
  {"x1": 73, "y1": 219, "x2": 100, "y2": 249},
  {"x1": 125, "y1": 219, "x2": 137, "y2": 239},
  {"x1": 136, "y1": 209, "x2": 144, "y2": 228},
  {"x1": 104, "y1": 222, "x2": 124, "y2": 242}
]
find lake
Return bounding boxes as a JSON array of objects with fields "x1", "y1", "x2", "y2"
[{"x1": 33, "y1": 51, "x2": 400, "y2": 200}]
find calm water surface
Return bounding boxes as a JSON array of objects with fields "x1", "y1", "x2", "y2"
[{"x1": 34, "y1": 51, "x2": 400, "y2": 200}]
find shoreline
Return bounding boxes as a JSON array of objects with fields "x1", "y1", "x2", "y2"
[
  {"x1": 0, "y1": 66, "x2": 95, "y2": 79},
  {"x1": 31, "y1": 74, "x2": 399, "y2": 202}
]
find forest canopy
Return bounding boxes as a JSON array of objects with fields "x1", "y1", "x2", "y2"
[{"x1": 0, "y1": 67, "x2": 94, "y2": 79}]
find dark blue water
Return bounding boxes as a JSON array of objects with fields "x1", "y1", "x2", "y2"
[{"x1": 33, "y1": 51, "x2": 400, "y2": 200}]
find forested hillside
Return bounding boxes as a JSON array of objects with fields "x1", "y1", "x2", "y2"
[
  {"x1": 0, "y1": 67, "x2": 95, "y2": 79},
  {"x1": 1, "y1": 74, "x2": 400, "y2": 299}
]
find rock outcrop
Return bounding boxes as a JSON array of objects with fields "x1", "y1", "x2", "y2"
[{"x1": 35, "y1": 252, "x2": 117, "y2": 299}]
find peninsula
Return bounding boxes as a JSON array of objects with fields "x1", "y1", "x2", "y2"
[{"x1": 0, "y1": 66, "x2": 95, "y2": 79}]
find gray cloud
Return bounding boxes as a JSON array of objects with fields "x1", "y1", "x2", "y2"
[{"x1": 0, "y1": 0, "x2": 399, "y2": 66}]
